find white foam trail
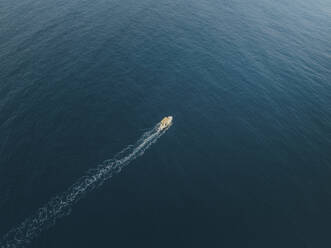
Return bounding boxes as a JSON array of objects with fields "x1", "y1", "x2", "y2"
[{"x1": 0, "y1": 121, "x2": 172, "y2": 248}]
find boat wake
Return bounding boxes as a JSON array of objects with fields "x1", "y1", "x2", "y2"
[{"x1": 0, "y1": 118, "x2": 172, "y2": 248}]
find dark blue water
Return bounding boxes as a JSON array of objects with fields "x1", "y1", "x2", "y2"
[{"x1": 1, "y1": 0, "x2": 331, "y2": 247}]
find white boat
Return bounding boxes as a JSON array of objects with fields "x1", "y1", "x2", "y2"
[{"x1": 159, "y1": 116, "x2": 173, "y2": 131}]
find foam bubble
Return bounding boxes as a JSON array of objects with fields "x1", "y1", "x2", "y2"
[{"x1": 0, "y1": 121, "x2": 171, "y2": 248}]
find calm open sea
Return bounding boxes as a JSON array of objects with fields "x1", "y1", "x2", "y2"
[{"x1": 1, "y1": 0, "x2": 331, "y2": 247}]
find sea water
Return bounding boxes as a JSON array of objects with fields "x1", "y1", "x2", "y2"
[{"x1": 0, "y1": 0, "x2": 330, "y2": 247}]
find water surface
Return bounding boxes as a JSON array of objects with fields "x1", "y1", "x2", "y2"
[{"x1": 1, "y1": 0, "x2": 331, "y2": 247}]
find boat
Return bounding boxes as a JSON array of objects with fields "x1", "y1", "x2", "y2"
[{"x1": 159, "y1": 116, "x2": 173, "y2": 131}]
